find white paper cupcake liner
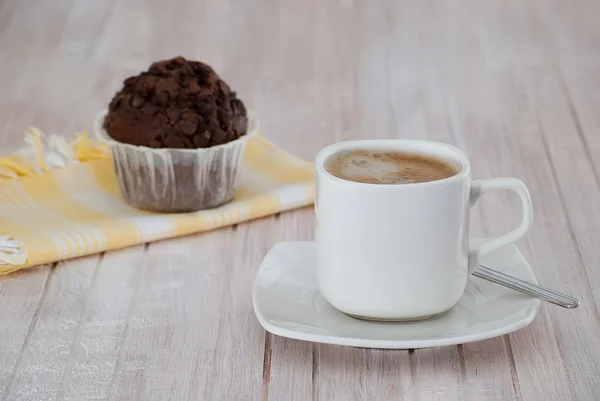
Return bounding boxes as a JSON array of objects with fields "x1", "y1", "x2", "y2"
[{"x1": 93, "y1": 109, "x2": 258, "y2": 212}]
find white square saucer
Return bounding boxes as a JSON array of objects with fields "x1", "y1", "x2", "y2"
[{"x1": 252, "y1": 241, "x2": 539, "y2": 349}]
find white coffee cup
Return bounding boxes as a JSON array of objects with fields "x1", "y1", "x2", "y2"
[{"x1": 315, "y1": 140, "x2": 533, "y2": 321}]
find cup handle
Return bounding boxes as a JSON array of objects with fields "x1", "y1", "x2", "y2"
[{"x1": 468, "y1": 178, "x2": 533, "y2": 274}]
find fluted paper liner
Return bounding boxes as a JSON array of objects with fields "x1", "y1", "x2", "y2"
[{"x1": 94, "y1": 109, "x2": 258, "y2": 212}]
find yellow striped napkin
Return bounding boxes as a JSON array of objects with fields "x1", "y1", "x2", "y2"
[{"x1": 0, "y1": 130, "x2": 314, "y2": 274}]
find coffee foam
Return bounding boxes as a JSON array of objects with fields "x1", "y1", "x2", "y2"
[
  {"x1": 325, "y1": 150, "x2": 458, "y2": 184},
  {"x1": 332, "y1": 153, "x2": 409, "y2": 184}
]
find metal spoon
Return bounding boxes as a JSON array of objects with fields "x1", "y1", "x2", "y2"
[{"x1": 474, "y1": 264, "x2": 580, "y2": 309}]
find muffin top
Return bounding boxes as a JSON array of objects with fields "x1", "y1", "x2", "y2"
[{"x1": 103, "y1": 57, "x2": 248, "y2": 149}]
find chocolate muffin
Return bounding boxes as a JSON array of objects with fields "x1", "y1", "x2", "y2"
[
  {"x1": 96, "y1": 57, "x2": 256, "y2": 213},
  {"x1": 103, "y1": 57, "x2": 248, "y2": 149}
]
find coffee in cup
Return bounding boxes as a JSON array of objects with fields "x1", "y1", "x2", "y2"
[{"x1": 325, "y1": 150, "x2": 458, "y2": 184}]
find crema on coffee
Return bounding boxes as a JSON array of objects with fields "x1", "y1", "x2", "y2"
[{"x1": 325, "y1": 150, "x2": 459, "y2": 184}]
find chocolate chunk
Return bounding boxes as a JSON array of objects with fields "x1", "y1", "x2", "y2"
[
  {"x1": 174, "y1": 119, "x2": 197, "y2": 136},
  {"x1": 195, "y1": 101, "x2": 214, "y2": 115},
  {"x1": 156, "y1": 91, "x2": 169, "y2": 106},
  {"x1": 131, "y1": 96, "x2": 144, "y2": 108},
  {"x1": 103, "y1": 56, "x2": 247, "y2": 149},
  {"x1": 233, "y1": 117, "x2": 247, "y2": 135},
  {"x1": 193, "y1": 132, "x2": 210, "y2": 147},
  {"x1": 166, "y1": 136, "x2": 187, "y2": 148},
  {"x1": 140, "y1": 103, "x2": 158, "y2": 116},
  {"x1": 135, "y1": 76, "x2": 158, "y2": 94},
  {"x1": 149, "y1": 139, "x2": 162, "y2": 148},
  {"x1": 166, "y1": 107, "x2": 181, "y2": 125},
  {"x1": 188, "y1": 79, "x2": 201, "y2": 94},
  {"x1": 155, "y1": 78, "x2": 179, "y2": 99}
]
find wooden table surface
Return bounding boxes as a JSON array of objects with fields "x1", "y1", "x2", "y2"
[{"x1": 1, "y1": 0, "x2": 599, "y2": 400}]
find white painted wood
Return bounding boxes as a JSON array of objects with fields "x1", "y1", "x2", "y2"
[
  {"x1": 0, "y1": 268, "x2": 51, "y2": 399},
  {"x1": 1, "y1": 0, "x2": 600, "y2": 400},
  {"x1": 410, "y1": 347, "x2": 463, "y2": 401},
  {"x1": 56, "y1": 246, "x2": 147, "y2": 401},
  {"x1": 106, "y1": 229, "x2": 251, "y2": 400},
  {"x1": 525, "y1": 69, "x2": 600, "y2": 401},
  {"x1": 459, "y1": 340, "x2": 520, "y2": 401},
  {"x1": 266, "y1": 337, "x2": 313, "y2": 401},
  {"x1": 453, "y1": 61, "x2": 591, "y2": 401},
  {"x1": 2, "y1": 256, "x2": 99, "y2": 401},
  {"x1": 314, "y1": 346, "x2": 368, "y2": 400},
  {"x1": 364, "y1": 350, "x2": 412, "y2": 401},
  {"x1": 313, "y1": 345, "x2": 411, "y2": 400},
  {"x1": 200, "y1": 221, "x2": 268, "y2": 401}
]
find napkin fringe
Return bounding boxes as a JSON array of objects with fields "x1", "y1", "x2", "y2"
[
  {"x1": 0, "y1": 128, "x2": 110, "y2": 183},
  {"x1": 0, "y1": 236, "x2": 28, "y2": 273},
  {"x1": 0, "y1": 131, "x2": 108, "y2": 272}
]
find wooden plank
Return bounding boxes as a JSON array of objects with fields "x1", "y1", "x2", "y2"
[
  {"x1": 364, "y1": 350, "x2": 412, "y2": 401},
  {"x1": 459, "y1": 340, "x2": 520, "y2": 401},
  {"x1": 552, "y1": 73, "x2": 600, "y2": 314},
  {"x1": 2, "y1": 255, "x2": 100, "y2": 401},
  {"x1": 266, "y1": 338, "x2": 313, "y2": 401},
  {"x1": 454, "y1": 64, "x2": 589, "y2": 400},
  {"x1": 52, "y1": 246, "x2": 147, "y2": 401},
  {"x1": 106, "y1": 230, "x2": 233, "y2": 400},
  {"x1": 0, "y1": 267, "x2": 51, "y2": 399},
  {"x1": 107, "y1": 221, "x2": 270, "y2": 400},
  {"x1": 202, "y1": 222, "x2": 269, "y2": 401},
  {"x1": 454, "y1": 42, "x2": 600, "y2": 400},
  {"x1": 410, "y1": 347, "x2": 463, "y2": 401},
  {"x1": 526, "y1": 68, "x2": 600, "y2": 401},
  {"x1": 314, "y1": 346, "x2": 367, "y2": 400},
  {"x1": 0, "y1": 0, "x2": 76, "y2": 48},
  {"x1": 314, "y1": 346, "x2": 412, "y2": 401},
  {"x1": 0, "y1": 103, "x2": 36, "y2": 153},
  {"x1": 245, "y1": 0, "x2": 348, "y2": 160},
  {"x1": 55, "y1": 0, "x2": 118, "y2": 59},
  {"x1": 470, "y1": 3, "x2": 581, "y2": 399}
]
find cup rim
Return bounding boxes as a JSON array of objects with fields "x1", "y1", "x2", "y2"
[
  {"x1": 93, "y1": 108, "x2": 259, "y2": 154},
  {"x1": 315, "y1": 139, "x2": 471, "y2": 187}
]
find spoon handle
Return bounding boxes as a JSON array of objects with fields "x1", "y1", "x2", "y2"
[{"x1": 474, "y1": 264, "x2": 580, "y2": 309}]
